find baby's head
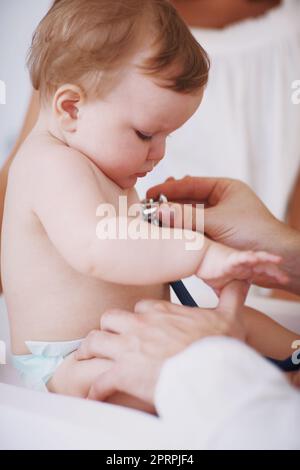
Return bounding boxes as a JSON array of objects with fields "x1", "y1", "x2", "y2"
[{"x1": 28, "y1": 0, "x2": 209, "y2": 188}]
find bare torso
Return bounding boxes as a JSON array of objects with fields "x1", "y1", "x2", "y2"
[{"x1": 2, "y1": 132, "x2": 169, "y2": 354}]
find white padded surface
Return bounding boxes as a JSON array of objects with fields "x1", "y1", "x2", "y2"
[{"x1": 1, "y1": 293, "x2": 299, "y2": 449}]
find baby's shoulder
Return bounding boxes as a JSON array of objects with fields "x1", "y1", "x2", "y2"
[{"x1": 10, "y1": 134, "x2": 94, "y2": 182}]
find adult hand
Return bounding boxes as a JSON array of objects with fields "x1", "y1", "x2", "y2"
[
  {"x1": 75, "y1": 281, "x2": 247, "y2": 406},
  {"x1": 148, "y1": 176, "x2": 280, "y2": 251},
  {"x1": 147, "y1": 177, "x2": 300, "y2": 294}
]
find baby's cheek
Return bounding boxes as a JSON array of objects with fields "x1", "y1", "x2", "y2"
[{"x1": 116, "y1": 154, "x2": 142, "y2": 175}]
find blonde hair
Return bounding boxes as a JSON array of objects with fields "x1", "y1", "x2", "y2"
[{"x1": 28, "y1": 0, "x2": 210, "y2": 101}]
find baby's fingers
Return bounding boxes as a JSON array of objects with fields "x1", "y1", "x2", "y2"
[
  {"x1": 243, "y1": 251, "x2": 288, "y2": 284},
  {"x1": 231, "y1": 251, "x2": 281, "y2": 266},
  {"x1": 251, "y1": 251, "x2": 282, "y2": 264},
  {"x1": 253, "y1": 263, "x2": 289, "y2": 285},
  {"x1": 229, "y1": 251, "x2": 288, "y2": 285}
]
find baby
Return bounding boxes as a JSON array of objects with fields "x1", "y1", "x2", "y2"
[{"x1": 1, "y1": 0, "x2": 288, "y2": 406}]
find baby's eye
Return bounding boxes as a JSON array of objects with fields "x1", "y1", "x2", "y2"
[{"x1": 135, "y1": 130, "x2": 153, "y2": 142}]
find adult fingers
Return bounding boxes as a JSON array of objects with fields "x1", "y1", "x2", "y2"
[
  {"x1": 88, "y1": 362, "x2": 159, "y2": 407},
  {"x1": 88, "y1": 368, "x2": 120, "y2": 402},
  {"x1": 158, "y1": 202, "x2": 204, "y2": 233},
  {"x1": 165, "y1": 176, "x2": 176, "y2": 182},
  {"x1": 100, "y1": 309, "x2": 141, "y2": 334},
  {"x1": 75, "y1": 330, "x2": 124, "y2": 361},
  {"x1": 134, "y1": 298, "x2": 192, "y2": 316},
  {"x1": 147, "y1": 176, "x2": 220, "y2": 204}
]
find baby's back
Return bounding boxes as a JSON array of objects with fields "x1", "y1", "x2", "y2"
[{"x1": 2, "y1": 134, "x2": 169, "y2": 354}]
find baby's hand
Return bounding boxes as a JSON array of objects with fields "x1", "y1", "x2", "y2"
[{"x1": 196, "y1": 243, "x2": 289, "y2": 292}]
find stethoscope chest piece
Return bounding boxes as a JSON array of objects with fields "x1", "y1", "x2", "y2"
[{"x1": 141, "y1": 194, "x2": 168, "y2": 226}]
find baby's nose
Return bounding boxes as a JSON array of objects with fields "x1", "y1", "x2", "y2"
[{"x1": 148, "y1": 139, "x2": 166, "y2": 163}]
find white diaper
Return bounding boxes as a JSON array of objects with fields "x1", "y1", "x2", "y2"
[{"x1": 12, "y1": 339, "x2": 83, "y2": 392}]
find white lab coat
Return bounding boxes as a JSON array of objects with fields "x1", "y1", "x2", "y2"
[{"x1": 156, "y1": 337, "x2": 300, "y2": 450}]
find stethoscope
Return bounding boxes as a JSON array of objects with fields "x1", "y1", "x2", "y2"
[
  {"x1": 141, "y1": 195, "x2": 300, "y2": 373},
  {"x1": 170, "y1": 279, "x2": 300, "y2": 372}
]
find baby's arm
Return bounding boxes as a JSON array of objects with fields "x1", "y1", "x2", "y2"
[
  {"x1": 31, "y1": 148, "x2": 205, "y2": 284},
  {"x1": 31, "y1": 148, "x2": 285, "y2": 287},
  {"x1": 243, "y1": 306, "x2": 299, "y2": 360}
]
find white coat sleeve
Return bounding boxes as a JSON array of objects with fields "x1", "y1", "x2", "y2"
[{"x1": 155, "y1": 337, "x2": 300, "y2": 450}]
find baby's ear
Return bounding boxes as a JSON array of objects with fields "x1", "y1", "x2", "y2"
[{"x1": 53, "y1": 84, "x2": 84, "y2": 132}]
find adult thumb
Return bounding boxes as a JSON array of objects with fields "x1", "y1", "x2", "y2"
[
  {"x1": 158, "y1": 202, "x2": 204, "y2": 233},
  {"x1": 218, "y1": 280, "x2": 250, "y2": 320}
]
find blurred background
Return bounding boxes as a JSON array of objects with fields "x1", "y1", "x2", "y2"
[{"x1": 0, "y1": 0, "x2": 50, "y2": 163}]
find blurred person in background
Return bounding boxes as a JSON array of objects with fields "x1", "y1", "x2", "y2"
[{"x1": 157, "y1": 0, "x2": 300, "y2": 230}]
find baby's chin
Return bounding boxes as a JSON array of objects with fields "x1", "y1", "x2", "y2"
[
  {"x1": 114, "y1": 175, "x2": 139, "y2": 190},
  {"x1": 87, "y1": 162, "x2": 137, "y2": 190},
  {"x1": 124, "y1": 172, "x2": 152, "y2": 188}
]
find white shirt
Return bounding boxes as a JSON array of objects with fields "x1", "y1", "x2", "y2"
[{"x1": 156, "y1": 337, "x2": 300, "y2": 450}]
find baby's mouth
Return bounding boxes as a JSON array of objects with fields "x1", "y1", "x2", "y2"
[{"x1": 135, "y1": 161, "x2": 157, "y2": 178}]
